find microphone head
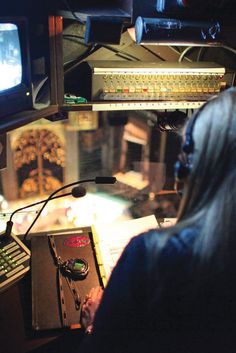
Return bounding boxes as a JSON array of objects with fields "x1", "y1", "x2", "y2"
[
  {"x1": 95, "y1": 176, "x2": 117, "y2": 184},
  {"x1": 71, "y1": 186, "x2": 87, "y2": 198}
]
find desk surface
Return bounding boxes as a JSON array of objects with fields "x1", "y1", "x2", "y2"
[
  {"x1": 0, "y1": 269, "x2": 85, "y2": 353},
  {"x1": 0, "y1": 227, "x2": 102, "y2": 352}
]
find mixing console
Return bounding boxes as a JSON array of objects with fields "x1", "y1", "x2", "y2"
[
  {"x1": 71, "y1": 61, "x2": 227, "y2": 102},
  {"x1": 0, "y1": 233, "x2": 30, "y2": 292}
]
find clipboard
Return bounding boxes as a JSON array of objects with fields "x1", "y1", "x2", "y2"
[{"x1": 31, "y1": 227, "x2": 103, "y2": 331}]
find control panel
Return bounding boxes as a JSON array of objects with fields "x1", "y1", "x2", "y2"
[
  {"x1": 68, "y1": 61, "x2": 227, "y2": 102},
  {"x1": 0, "y1": 233, "x2": 30, "y2": 292}
]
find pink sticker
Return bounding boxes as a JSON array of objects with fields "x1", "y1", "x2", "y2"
[{"x1": 64, "y1": 235, "x2": 90, "y2": 248}]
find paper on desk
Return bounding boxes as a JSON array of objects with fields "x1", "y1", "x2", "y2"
[{"x1": 93, "y1": 215, "x2": 159, "y2": 281}]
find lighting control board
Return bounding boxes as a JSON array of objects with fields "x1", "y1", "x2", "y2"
[
  {"x1": 0, "y1": 233, "x2": 30, "y2": 293},
  {"x1": 69, "y1": 61, "x2": 227, "y2": 102}
]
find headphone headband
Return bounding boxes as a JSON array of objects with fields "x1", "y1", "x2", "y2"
[
  {"x1": 175, "y1": 102, "x2": 206, "y2": 181},
  {"x1": 182, "y1": 109, "x2": 198, "y2": 154}
]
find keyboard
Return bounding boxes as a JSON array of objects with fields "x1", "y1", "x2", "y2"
[{"x1": 0, "y1": 233, "x2": 30, "y2": 293}]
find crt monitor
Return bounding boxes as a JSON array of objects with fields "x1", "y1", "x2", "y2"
[{"x1": 0, "y1": 17, "x2": 32, "y2": 119}]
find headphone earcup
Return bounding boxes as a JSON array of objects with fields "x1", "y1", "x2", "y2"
[{"x1": 174, "y1": 160, "x2": 191, "y2": 181}]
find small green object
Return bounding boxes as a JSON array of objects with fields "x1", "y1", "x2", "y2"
[
  {"x1": 74, "y1": 260, "x2": 85, "y2": 271},
  {"x1": 64, "y1": 94, "x2": 87, "y2": 104}
]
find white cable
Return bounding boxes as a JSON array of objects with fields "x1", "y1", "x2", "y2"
[{"x1": 178, "y1": 46, "x2": 194, "y2": 62}]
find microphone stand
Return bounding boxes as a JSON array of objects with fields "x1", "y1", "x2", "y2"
[
  {"x1": 23, "y1": 179, "x2": 94, "y2": 241},
  {"x1": 23, "y1": 177, "x2": 116, "y2": 241},
  {"x1": 0, "y1": 176, "x2": 116, "y2": 293},
  {"x1": 2, "y1": 191, "x2": 75, "y2": 243},
  {"x1": 9, "y1": 192, "x2": 71, "y2": 222},
  {"x1": 0, "y1": 190, "x2": 84, "y2": 293}
]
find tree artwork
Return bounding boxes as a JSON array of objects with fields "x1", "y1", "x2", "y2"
[{"x1": 13, "y1": 129, "x2": 65, "y2": 198}]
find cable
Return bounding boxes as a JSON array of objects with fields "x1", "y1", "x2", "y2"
[
  {"x1": 64, "y1": 42, "x2": 135, "y2": 75},
  {"x1": 178, "y1": 46, "x2": 195, "y2": 62},
  {"x1": 179, "y1": 44, "x2": 236, "y2": 62},
  {"x1": 8, "y1": 192, "x2": 72, "y2": 223},
  {"x1": 196, "y1": 47, "x2": 206, "y2": 61},
  {"x1": 64, "y1": 44, "x2": 100, "y2": 75},
  {"x1": 221, "y1": 44, "x2": 236, "y2": 56},
  {"x1": 196, "y1": 44, "x2": 236, "y2": 62},
  {"x1": 23, "y1": 176, "x2": 115, "y2": 241},
  {"x1": 23, "y1": 179, "x2": 92, "y2": 240}
]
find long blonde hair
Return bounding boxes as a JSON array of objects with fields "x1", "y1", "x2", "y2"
[{"x1": 175, "y1": 87, "x2": 236, "y2": 262}]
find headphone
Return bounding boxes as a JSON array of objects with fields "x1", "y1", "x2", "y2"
[{"x1": 174, "y1": 104, "x2": 205, "y2": 181}]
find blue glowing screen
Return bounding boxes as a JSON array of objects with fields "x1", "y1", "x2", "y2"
[{"x1": 0, "y1": 23, "x2": 22, "y2": 92}]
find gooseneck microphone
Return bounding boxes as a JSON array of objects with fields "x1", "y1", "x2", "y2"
[
  {"x1": 0, "y1": 177, "x2": 116, "y2": 293},
  {"x1": 23, "y1": 176, "x2": 116, "y2": 241},
  {"x1": 94, "y1": 176, "x2": 116, "y2": 184},
  {"x1": 3, "y1": 186, "x2": 87, "y2": 241},
  {"x1": 71, "y1": 186, "x2": 86, "y2": 198}
]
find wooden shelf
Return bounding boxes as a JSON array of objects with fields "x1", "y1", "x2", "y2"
[
  {"x1": 62, "y1": 100, "x2": 205, "y2": 112},
  {"x1": 0, "y1": 105, "x2": 59, "y2": 134}
]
